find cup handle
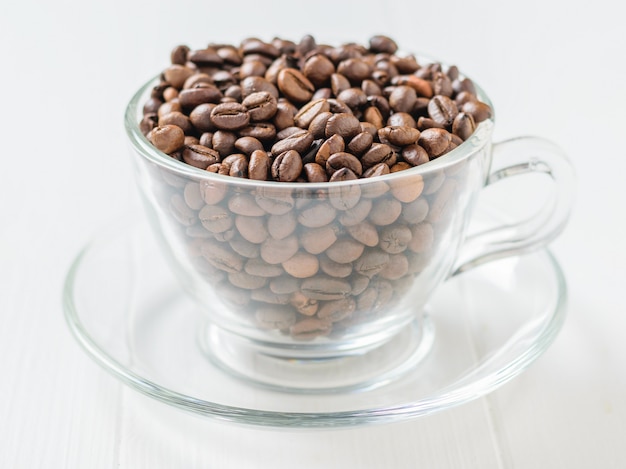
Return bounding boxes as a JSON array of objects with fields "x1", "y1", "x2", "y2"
[{"x1": 451, "y1": 136, "x2": 575, "y2": 276}]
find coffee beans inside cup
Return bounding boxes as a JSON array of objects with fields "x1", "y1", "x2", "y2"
[
  {"x1": 141, "y1": 35, "x2": 492, "y2": 181},
  {"x1": 137, "y1": 35, "x2": 494, "y2": 341}
]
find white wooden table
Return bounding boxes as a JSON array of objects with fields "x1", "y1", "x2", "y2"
[{"x1": 2, "y1": 0, "x2": 625, "y2": 467}]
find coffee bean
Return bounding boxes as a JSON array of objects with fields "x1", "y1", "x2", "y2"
[
  {"x1": 230, "y1": 237, "x2": 261, "y2": 259},
  {"x1": 328, "y1": 175, "x2": 361, "y2": 210},
  {"x1": 199, "y1": 204, "x2": 233, "y2": 233},
  {"x1": 432, "y1": 72, "x2": 453, "y2": 97},
  {"x1": 170, "y1": 44, "x2": 190, "y2": 65},
  {"x1": 210, "y1": 102, "x2": 250, "y2": 130},
  {"x1": 282, "y1": 252, "x2": 320, "y2": 278},
  {"x1": 187, "y1": 47, "x2": 223, "y2": 66},
  {"x1": 241, "y1": 91, "x2": 278, "y2": 121},
  {"x1": 163, "y1": 64, "x2": 194, "y2": 89},
  {"x1": 301, "y1": 276, "x2": 351, "y2": 301},
  {"x1": 363, "y1": 106, "x2": 384, "y2": 129},
  {"x1": 452, "y1": 112, "x2": 476, "y2": 141},
  {"x1": 270, "y1": 276, "x2": 300, "y2": 295},
  {"x1": 290, "y1": 317, "x2": 332, "y2": 339},
  {"x1": 380, "y1": 253, "x2": 409, "y2": 280},
  {"x1": 178, "y1": 85, "x2": 223, "y2": 109},
  {"x1": 369, "y1": 197, "x2": 402, "y2": 225},
  {"x1": 427, "y1": 178, "x2": 457, "y2": 223},
  {"x1": 390, "y1": 174, "x2": 424, "y2": 203},
  {"x1": 391, "y1": 75, "x2": 433, "y2": 98},
  {"x1": 239, "y1": 60, "x2": 267, "y2": 79},
  {"x1": 330, "y1": 73, "x2": 351, "y2": 96},
  {"x1": 255, "y1": 187, "x2": 295, "y2": 214},
  {"x1": 261, "y1": 234, "x2": 299, "y2": 264},
  {"x1": 361, "y1": 143, "x2": 396, "y2": 168},
  {"x1": 267, "y1": 211, "x2": 297, "y2": 239},
  {"x1": 354, "y1": 250, "x2": 390, "y2": 279},
  {"x1": 245, "y1": 258, "x2": 284, "y2": 277},
  {"x1": 157, "y1": 100, "x2": 182, "y2": 118},
  {"x1": 326, "y1": 98, "x2": 353, "y2": 114},
  {"x1": 347, "y1": 132, "x2": 373, "y2": 156},
  {"x1": 235, "y1": 215, "x2": 268, "y2": 244},
  {"x1": 319, "y1": 255, "x2": 353, "y2": 278},
  {"x1": 337, "y1": 88, "x2": 367, "y2": 112},
  {"x1": 298, "y1": 202, "x2": 336, "y2": 228},
  {"x1": 389, "y1": 85, "x2": 417, "y2": 113},
  {"x1": 228, "y1": 193, "x2": 265, "y2": 216},
  {"x1": 228, "y1": 271, "x2": 268, "y2": 290},
  {"x1": 325, "y1": 113, "x2": 361, "y2": 139},
  {"x1": 418, "y1": 128, "x2": 452, "y2": 157},
  {"x1": 183, "y1": 73, "x2": 214, "y2": 90},
  {"x1": 189, "y1": 103, "x2": 216, "y2": 132},
  {"x1": 361, "y1": 79, "x2": 382, "y2": 97},
  {"x1": 317, "y1": 297, "x2": 356, "y2": 323},
  {"x1": 387, "y1": 112, "x2": 416, "y2": 128},
  {"x1": 200, "y1": 180, "x2": 227, "y2": 205},
  {"x1": 379, "y1": 225, "x2": 412, "y2": 253},
  {"x1": 294, "y1": 99, "x2": 331, "y2": 129},
  {"x1": 303, "y1": 54, "x2": 335, "y2": 86},
  {"x1": 158, "y1": 111, "x2": 194, "y2": 134},
  {"x1": 326, "y1": 152, "x2": 363, "y2": 177},
  {"x1": 390, "y1": 162, "x2": 412, "y2": 173},
  {"x1": 325, "y1": 238, "x2": 365, "y2": 264},
  {"x1": 211, "y1": 130, "x2": 237, "y2": 157},
  {"x1": 337, "y1": 58, "x2": 372, "y2": 83},
  {"x1": 315, "y1": 134, "x2": 345, "y2": 166},
  {"x1": 256, "y1": 305, "x2": 296, "y2": 330},
  {"x1": 271, "y1": 129, "x2": 314, "y2": 155},
  {"x1": 402, "y1": 144, "x2": 430, "y2": 166},
  {"x1": 303, "y1": 162, "x2": 328, "y2": 182},
  {"x1": 289, "y1": 292, "x2": 319, "y2": 316},
  {"x1": 338, "y1": 198, "x2": 372, "y2": 226},
  {"x1": 369, "y1": 35, "x2": 398, "y2": 54},
  {"x1": 234, "y1": 136, "x2": 264, "y2": 155},
  {"x1": 357, "y1": 279, "x2": 393, "y2": 312},
  {"x1": 462, "y1": 100, "x2": 492, "y2": 123},
  {"x1": 346, "y1": 221, "x2": 379, "y2": 247},
  {"x1": 238, "y1": 122, "x2": 277, "y2": 141},
  {"x1": 169, "y1": 193, "x2": 196, "y2": 226},
  {"x1": 271, "y1": 149, "x2": 303, "y2": 182},
  {"x1": 251, "y1": 288, "x2": 291, "y2": 305},
  {"x1": 182, "y1": 144, "x2": 220, "y2": 169},
  {"x1": 308, "y1": 111, "x2": 333, "y2": 139},
  {"x1": 428, "y1": 95, "x2": 458, "y2": 126},
  {"x1": 277, "y1": 68, "x2": 315, "y2": 103},
  {"x1": 200, "y1": 239, "x2": 244, "y2": 273},
  {"x1": 378, "y1": 126, "x2": 421, "y2": 146},
  {"x1": 183, "y1": 182, "x2": 204, "y2": 210},
  {"x1": 240, "y1": 76, "x2": 279, "y2": 99},
  {"x1": 246, "y1": 150, "x2": 269, "y2": 181},
  {"x1": 150, "y1": 125, "x2": 185, "y2": 154},
  {"x1": 300, "y1": 225, "x2": 338, "y2": 255}
]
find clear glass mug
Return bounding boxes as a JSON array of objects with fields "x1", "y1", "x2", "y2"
[{"x1": 125, "y1": 74, "x2": 574, "y2": 392}]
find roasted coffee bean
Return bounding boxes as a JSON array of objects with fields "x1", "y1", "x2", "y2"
[
  {"x1": 391, "y1": 75, "x2": 433, "y2": 98},
  {"x1": 462, "y1": 100, "x2": 492, "y2": 123},
  {"x1": 240, "y1": 76, "x2": 279, "y2": 99},
  {"x1": 300, "y1": 225, "x2": 337, "y2": 255},
  {"x1": 362, "y1": 162, "x2": 390, "y2": 178},
  {"x1": 379, "y1": 225, "x2": 412, "y2": 253},
  {"x1": 298, "y1": 202, "x2": 336, "y2": 228},
  {"x1": 337, "y1": 58, "x2": 372, "y2": 84},
  {"x1": 248, "y1": 149, "x2": 270, "y2": 180},
  {"x1": 189, "y1": 103, "x2": 216, "y2": 132},
  {"x1": 401, "y1": 198, "x2": 429, "y2": 224},
  {"x1": 330, "y1": 73, "x2": 351, "y2": 96},
  {"x1": 184, "y1": 136, "x2": 200, "y2": 147},
  {"x1": 182, "y1": 144, "x2": 220, "y2": 169},
  {"x1": 337, "y1": 88, "x2": 367, "y2": 111},
  {"x1": 402, "y1": 144, "x2": 430, "y2": 167},
  {"x1": 361, "y1": 143, "x2": 396, "y2": 168},
  {"x1": 325, "y1": 113, "x2": 361, "y2": 139},
  {"x1": 369, "y1": 197, "x2": 402, "y2": 225},
  {"x1": 271, "y1": 129, "x2": 314, "y2": 155},
  {"x1": 319, "y1": 255, "x2": 353, "y2": 278},
  {"x1": 199, "y1": 204, "x2": 233, "y2": 233},
  {"x1": 245, "y1": 258, "x2": 283, "y2": 277},
  {"x1": 230, "y1": 237, "x2": 261, "y2": 259},
  {"x1": 169, "y1": 193, "x2": 196, "y2": 226},
  {"x1": 178, "y1": 85, "x2": 223, "y2": 109},
  {"x1": 183, "y1": 73, "x2": 214, "y2": 90},
  {"x1": 140, "y1": 113, "x2": 158, "y2": 135},
  {"x1": 452, "y1": 112, "x2": 476, "y2": 141},
  {"x1": 408, "y1": 222, "x2": 434, "y2": 253},
  {"x1": 378, "y1": 126, "x2": 421, "y2": 146},
  {"x1": 163, "y1": 64, "x2": 194, "y2": 89},
  {"x1": 361, "y1": 79, "x2": 382, "y2": 97},
  {"x1": 369, "y1": 35, "x2": 398, "y2": 54},
  {"x1": 294, "y1": 99, "x2": 330, "y2": 129},
  {"x1": 150, "y1": 125, "x2": 185, "y2": 154},
  {"x1": 159, "y1": 111, "x2": 194, "y2": 135},
  {"x1": 187, "y1": 48, "x2": 223, "y2": 66},
  {"x1": 338, "y1": 198, "x2": 372, "y2": 226},
  {"x1": 387, "y1": 112, "x2": 416, "y2": 128},
  {"x1": 357, "y1": 279, "x2": 393, "y2": 312},
  {"x1": 239, "y1": 60, "x2": 267, "y2": 79},
  {"x1": 201, "y1": 239, "x2": 244, "y2": 273},
  {"x1": 325, "y1": 238, "x2": 365, "y2": 264},
  {"x1": 303, "y1": 54, "x2": 335, "y2": 86},
  {"x1": 267, "y1": 211, "x2": 297, "y2": 239},
  {"x1": 260, "y1": 234, "x2": 299, "y2": 264},
  {"x1": 432, "y1": 71, "x2": 453, "y2": 97},
  {"x1": 251, "y1": 288, "x2": 291, "y2": 305},
  {"x1": 273, "y1": 98, "x2": 297, "y2": 130},
  {"x1": 380, "y1": 253, "x2": 409, "y2": 280},
  {"x1": 346, "y1": 221, "x2": 379, "y2": 247},
  {"x1": 234, "y1": 136, "x2": 263, "y2": 155},
  {"x1": 304, "y1": 162, "x2": 328, "y2": 182},
  {"x1": 163, "y1": 87, "x2": 179, "y2": 102},
  {"x1": 307, "y1": 111, "x2": 333, "y2": 139},
  {"x1": 276, "y1": 126, "x2": 304, "y2": 140},
  {"x1": 301, "y1": 276, "x2": 351, "y2": 301},
  {"x1": 228, "y1": 271, "x2": 268, "y2": 290},
  {"x1": 354, "y1": 250, "x2": 389, "y2": 278},
  {"x1": 143, "y1": 97, "x2": 163, "y2": 115},
  {"x1": 363, "y1": 106, "x2": 384, "y2": 129},
  {"x1": 157, "y1": 100, "x2": 182, "y2": 118},
  {"x1": 289, "y1": 292, "x2": 318, "y2": 316},
  {"x1": 329, "y1": 167, "x2": 358, "y2": 182},
  {"x1": 318, "y1": 297, "x2": 356, "y2": 323},
  {"x1": 290, "y1": 317, "x2": 332, "y2": 340},
  {"x1": 315, "y1": 134, "x2": 345, "y2": 166},
  {"x1": 282, "y1": 252, "x2": 320, "y2": 278},
  {"x1": 170, "y1": 44, "x2": 190, "y2": 65},
  {"x1": 389, "y1": 85, "x2": 417, "y2": 113},
  {"x1": 238, "y1": 122, "x2": 277, "y2": 141},
  {"x1": 271, "y1": 150, "x2": 303, "y2": 182},
  {"x1": 270, "y1": 276, "x2": 300, "y2": 295},
  {"x1": 347, "y1": 132, "x2": 373, "y2": 156},
  {"x1": 418, "y1": 128, "x2": 452, "y2": 158},
  {"x1": 255, "y1": 187, "x2": 295, "y2": 214},
  {"x1": 428, "y1": 95, "x2": 458, "y2": 126},
  {"x1": 326, "y1": 152, "x2": 363, "y2": 177},
  {"x1": 417, "y1": 116, "x2": 446, "y2": 131},
  {"x1": 183, "y1": 182, "x2": 204, "y2": 210},
  {"x1": 210, "y1": 102, "x2": 250, "y2": 130},
  {"x1": 390, "y1": 173, "x2": 424, "y2": 202},
  {"x1": 256, "y1": 305, "x2": 296, "y2": 330},
  {"x1": 228, "y1": 193, "x2": 265, "y2": 216},
  {"x1": 427, "y1": 178, "x2": 457, "y2": 223},
  {"x1": 277, "y1": 68, "x2": 315, "y2": 103},
  {"x1": 241, "y1": 91, "x2": 278, "y2": 121},
  {"x1": 212, "y1": 130, "x2": 237, "y2": 157}
]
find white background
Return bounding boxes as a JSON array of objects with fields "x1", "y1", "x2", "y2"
[{"x1": 1, "y1": 0, "x2": 625, "y2": 467}]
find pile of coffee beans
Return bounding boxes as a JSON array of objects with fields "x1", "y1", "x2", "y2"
[{"x1": 141, "y1": 35, "x2": 492, "y2": 182}]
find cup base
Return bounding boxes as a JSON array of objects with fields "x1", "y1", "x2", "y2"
[{"x1": 198, "y1": 311, "x2": 435, "y2": 393}]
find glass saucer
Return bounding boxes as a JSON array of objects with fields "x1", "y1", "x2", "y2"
[{"x1": 63, "y1": 209, "x2": 567, "y2": 428}]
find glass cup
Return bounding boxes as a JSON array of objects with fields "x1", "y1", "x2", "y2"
[{"x1": 125, "y1": 71, "x2": 574, "y2": 392}]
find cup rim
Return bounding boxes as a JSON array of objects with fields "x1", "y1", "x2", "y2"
[{"x1": 125, "y1": 65, "x2": 495, "y2": 189}]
